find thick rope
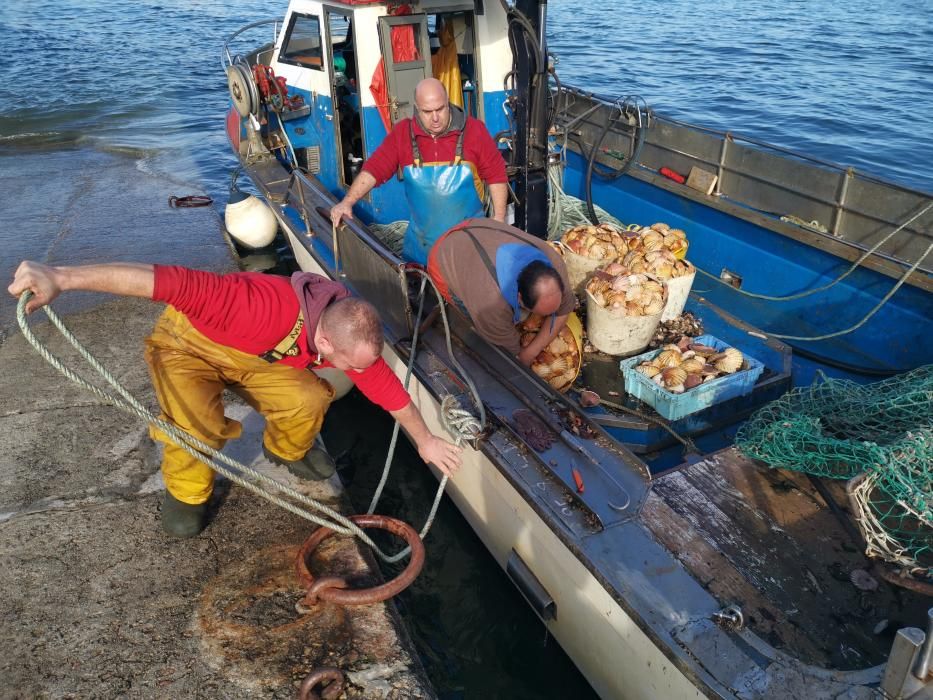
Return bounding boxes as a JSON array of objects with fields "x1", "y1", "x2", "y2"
[
  {"x1": 16, "y1": 292, "x2": 433, "y2": 563},
  {"x1": 364, "y1": 268, "x2": 485, "y2": 563}
]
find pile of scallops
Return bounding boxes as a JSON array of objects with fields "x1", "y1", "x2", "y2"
[
  {"x1": 585, "y1": 262, "x2": 666, "y2": 316},
  {"x1": 618, "y1": 247, "x2": 694, "y2": 281},
  {"x1": 519, "y1": 314, "x2": 581, "y2": 392},
  {"x1": 560, "y1": 223, "x2": 631, "y2": 261},
  {"x1": 627, "y1": 223, "x2": 688, "y2": 258},
  {"x1": 635, "y1": 338, "x2": 745, "y2": 393}
]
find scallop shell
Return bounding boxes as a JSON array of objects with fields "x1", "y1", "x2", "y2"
[
  {"x1": 679, "y1": 358, "x2": 706, "y2": 374},
  {"x1": 714, "y1": 347, "x2": 744, "y2": 374},
  {"x1": 661, "y1": 366, "x2": 688, "y2": 387},
  {"x1": 549, "y1": 357, "x2": 571, "y2": 375},
  {"x1": 547, "y1": 335, "x2": 569, "y2": 355},
  {"x1": 641, "y1": 235, "x2": 665, "y2": 252},
  {"x1": 667, "y1": 384, "x2": 686, "y2": 394},
  {"x1": 656, "y1": 349, "x2": 683, "y2": 368},
  {"x1": 548, "y1": 375, "x2": 569, "y2": 390},
  {"x1": 688, "y1": 343, "x2": 718, "y2": 356},
  {"x1": 602, "y1": 261, "x2": 626, "y2": 276},
  {"x1": 532, "y1": 362, "x2": 551, "y2": 378},
  {"x1": 643, "y1": 297, "x2": 665, "y2": 315},
  {"x1": 637, "y1": 364, "x2": 661, "y2": 378},
  {"x1": 684, "y1": 373, "x2": 703, "y2": 389},
  {"x1": 651, "y1": 222, "x2": 670, "y2": 233}
]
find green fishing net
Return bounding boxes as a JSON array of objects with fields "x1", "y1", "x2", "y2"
[{"x1": 736, "y1": 365, "x2": 932, "y2": 577}]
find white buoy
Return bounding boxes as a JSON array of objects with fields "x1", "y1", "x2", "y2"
[{"x1": 224, "y1": 185, "x2": 277, "y2": 250}]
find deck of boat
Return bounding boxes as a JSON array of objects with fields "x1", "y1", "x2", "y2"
[{"x1": 642, "y1": 447, "x2": 930, "y2": 671}]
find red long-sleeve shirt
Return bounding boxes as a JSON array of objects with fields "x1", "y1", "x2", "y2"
[
  {"x1": 362, "y1": 112, "x2": 507, "y2": 186},
  {"x1": 151, "y1": 265, "x2": 410, "y2": 412}
]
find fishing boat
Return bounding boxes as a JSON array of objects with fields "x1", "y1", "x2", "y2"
[{"x1": 220, "y1": 1, "x2": 933, "y2": 697}]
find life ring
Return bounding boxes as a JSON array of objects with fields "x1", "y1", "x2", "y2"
[{"x1": 226, "y1": 63, "x2": 259, "y2": 118}]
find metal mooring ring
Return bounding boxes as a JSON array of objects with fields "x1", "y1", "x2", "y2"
[
  {"x1": 296, "y1": 514, "x2": 425, "y2": 606},
  {"x1": 298, "y1": 667, "x2": 345, "y2": 700}
]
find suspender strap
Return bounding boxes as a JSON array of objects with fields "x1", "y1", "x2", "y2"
[
  {"x1": 408, "y1": 119, "x2": 468, "y2": 167},
  {"x1": 453, "y1": 125, "x2": 466, "y2": 165},
  {"x1": 461, "y1": 230, "x2": 499, "y2": 282},
  {"x1": 259, "y1": 311, "x2": 305, "y2": 363},
  {"x1": 409, "y1": 120, "x2": 422, "y2": 167}
]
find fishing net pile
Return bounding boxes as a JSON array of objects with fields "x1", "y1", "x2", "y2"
[{"x1": 736, "y1": 365, "x2": 933, "y2": 578}]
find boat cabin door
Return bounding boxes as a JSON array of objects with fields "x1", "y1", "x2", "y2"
[
  {"x1": 322, "y1": 7, "x2": 364, "y2": 188},
  {"x1": 376, "y1": 14, "x2": 432, "y2": 125}
]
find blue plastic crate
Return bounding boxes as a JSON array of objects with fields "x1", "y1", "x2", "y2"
[{"x1": 619, "y1": 334, "x2": 765, "y2": 421}]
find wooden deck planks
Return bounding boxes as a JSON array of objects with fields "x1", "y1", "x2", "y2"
[{"x1": 642, "y1": 448, "x2": 915, "y2": 670}]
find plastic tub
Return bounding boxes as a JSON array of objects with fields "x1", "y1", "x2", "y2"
[
  {"x1": 619, "y1": 334, "x2": 764, "y2": 420},
  {"x1": 660, "y1": 267, "x2": 696, "y2": 321},
  {"x1": 562, "y1": 247, "x2": 607, "y2": 297},
  {"x1": 586, "y1": 291, "x2": 663, "y2": 356}
]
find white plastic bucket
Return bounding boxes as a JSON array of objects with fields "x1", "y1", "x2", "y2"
[
  {"x1": 660, "y1": 268, "x2": 696, "y2": 321},
  {"x1": 585, "y1": 291, "x2": 663, "y2": 356},
  {"x1": 561, "y1": 247, "x2": 607, "y2": 297}
]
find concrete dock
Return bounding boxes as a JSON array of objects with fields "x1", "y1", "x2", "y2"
[{"x1": 0, "y1": 148, "x2": 433, "y2": 698}]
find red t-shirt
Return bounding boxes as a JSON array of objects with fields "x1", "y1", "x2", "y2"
[
  {"x1": 362, "y1": 113, "x2": 508, "y2": 186},
  {"x1": 151, "y1": 265, "x2": 410, "y2": 412}
]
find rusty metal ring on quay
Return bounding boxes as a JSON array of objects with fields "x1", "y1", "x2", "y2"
[
  {"x1": 296, "y1": 514, "x2": 425, "y2": 606},
  {"x1": 298, "y1": 667, "x2": 345, "y2": 700}
]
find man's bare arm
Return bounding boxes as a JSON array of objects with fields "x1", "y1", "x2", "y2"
[
  {"x1": 389, "y1": 400, "x2": 463, "y2": 477},
  {"x1": 8, "y1": 261, "x2": 155, "y2": 313},
  {"x1": 330, "y1": 171, "x2": 378, "y2": 227},
  {"x1": 488, "y1": 182, "x2": 508, "y2": 222}
]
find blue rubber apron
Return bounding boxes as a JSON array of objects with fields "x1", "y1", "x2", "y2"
[{"x1": 401, "y1": 121, "x2": 485, "y2": 265}]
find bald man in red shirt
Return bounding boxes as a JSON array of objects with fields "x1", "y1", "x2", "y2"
[{"x1": 10, "y1": 261, "x2": 462, "y2": 537}]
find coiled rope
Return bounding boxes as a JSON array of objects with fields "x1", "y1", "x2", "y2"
[{"x1": 15, "y1": 290, "x2": 480, "y2": 563}]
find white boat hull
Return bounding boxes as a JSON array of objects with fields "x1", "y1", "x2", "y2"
[{"x1": 286, "y1": 230, "x2": 702, "y2": 699}]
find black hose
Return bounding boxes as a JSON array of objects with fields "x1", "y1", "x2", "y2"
[{"x1": 581, "y1": 106, "x2": 645, "y2": 224}]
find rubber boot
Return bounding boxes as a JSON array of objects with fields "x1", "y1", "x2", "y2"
[
  {"x1": 161, "y1": 490, "x2": 207, "y2": 538},
  {"x1": 263, "y1": 442, "x2": 336, "y2": 481}
]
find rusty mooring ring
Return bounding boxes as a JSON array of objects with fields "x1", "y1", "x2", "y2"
[
  {"x1": 298, "y1": 667, "x2": 345, "y2": 700},
  {"x1": 296, "y1": 514, "x2": 425, "y2": 606}
]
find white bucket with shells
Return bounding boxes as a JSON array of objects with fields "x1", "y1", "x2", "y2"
[
  {"x1": 557, "y1": 223, "x2": 634, "y2": 297},
  {"x1": 585, "y1": 269, "x2": 668, "y2": 356},
  {"x1": 661, "y1": 267, "x2": 696, "y2": 321},
  {"x1": 586, "y1": 297, "x2": 662, "y2": 356}
]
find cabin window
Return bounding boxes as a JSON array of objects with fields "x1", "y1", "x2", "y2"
[{"x1": 280, "y1": 13, "x2": 324, "y2": 70}]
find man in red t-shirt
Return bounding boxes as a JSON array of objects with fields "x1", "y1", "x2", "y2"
[
  {"x1": 330, "y1": 78, "x2": 508, "y2": 265},
  {"x1": 9, "y1": 261, "x2": 463, "y2": 537}
]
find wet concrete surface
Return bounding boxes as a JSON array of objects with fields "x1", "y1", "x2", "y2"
[{"x1": 0, "y1": 148, "x2": 433, "y2": 699}]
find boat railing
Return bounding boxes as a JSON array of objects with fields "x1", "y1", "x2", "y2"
[
  {"x1": 553, "y1": 86, "x2": 933, "y2": 282},
  {"x1": 222, "y1": 19, "x2": 281, "y2": 70}
]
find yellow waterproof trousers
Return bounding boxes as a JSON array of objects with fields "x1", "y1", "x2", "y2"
[{"x1": 143, "y1": 307, "x2": 335, "y2": 504}]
